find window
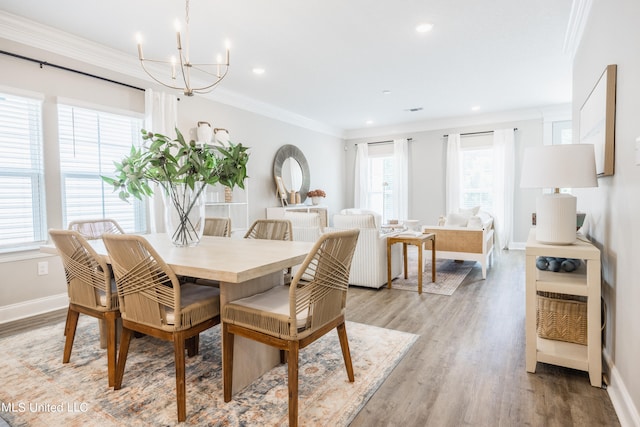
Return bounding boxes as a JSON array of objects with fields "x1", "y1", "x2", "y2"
[
  {"x1": 58, "y1": 104, "x2": 146, "y2": 232},
  {"x1": 459, "y1": 134, "x2": 494, "y2": 212},
  {"x1": 0, "y1": 91, "x2": 45, "y2": 251},
  {"x1": 365, "y1": 143, "x2": 394, "y2": 223},
  {"x1": 552, "y1": 120, "x2": 572, "y2": 145}
]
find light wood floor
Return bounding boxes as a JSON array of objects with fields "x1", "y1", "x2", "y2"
[
  {"x1": 346, "y1": 249, "x2": 620, "y2": 427},
  {"x1": 1, "y1": 250, "x2": 620, "y2": 426}
]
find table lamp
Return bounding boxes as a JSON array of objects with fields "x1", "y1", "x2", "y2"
[{"x1": 520, "y1": 144, "x2": 597, "y2": 245}]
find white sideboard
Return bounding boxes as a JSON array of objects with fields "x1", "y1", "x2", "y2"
[
  {"x1": 266, "y1": 206, "x2": 328, "y2": 228},
  {"x1": 525, "y1": 229, "x2": 602, "y2": 387}
]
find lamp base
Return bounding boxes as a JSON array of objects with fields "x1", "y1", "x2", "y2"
[{"x1": 535, "y1": 193, "x2": 577, "y2": 245}]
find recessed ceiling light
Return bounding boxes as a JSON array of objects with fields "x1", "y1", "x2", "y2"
[
  {"x1": 252, "y1": 67, "x2": 265, "y2": 75},
  {"x1": 366, "y1": 120, "x2": 374, "y2": 125},
  {"x1": 382, "y1": 90, "x2": 391, "y2": 95},
  {"x1": 471, "y1": 106, "x2": 481, "y2": 111},
  {"x1": 416, "y1": 23, "x2": 434, "y2": 33}
]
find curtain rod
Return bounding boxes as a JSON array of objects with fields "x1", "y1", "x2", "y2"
[
  {"x1": 367, "y1": 137, "x2": 413, "y2": 145},
  {"x1": 1, "y1": 50, "x2": 146, "y2": 92},
  {"x1": 442, "y1": 128, "x2": 517, "y2": 138}
]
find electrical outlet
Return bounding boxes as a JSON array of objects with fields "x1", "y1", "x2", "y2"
[{"x1": 37, "y1": 261, "x2": 48, "y2": 276}]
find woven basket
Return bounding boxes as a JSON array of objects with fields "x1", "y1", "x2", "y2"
[{"x1": 536, "y1": 292, "x2": 587, "y2": 345}]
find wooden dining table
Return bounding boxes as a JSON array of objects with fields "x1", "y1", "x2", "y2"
[{"x1": 43, "y1": 233, "x2": 315, "y2": 394}]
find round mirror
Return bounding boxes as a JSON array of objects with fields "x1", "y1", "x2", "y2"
[
  {"x1": 273, "y1": 144, "x2": 310, "y2": 203},
  {"x1": 282, "y1": 157, "x2": 303, "y2": 193}
]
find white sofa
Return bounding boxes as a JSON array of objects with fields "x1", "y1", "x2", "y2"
[{"x1": 329, "y1": 213, "x2": 402, "y2": 288}]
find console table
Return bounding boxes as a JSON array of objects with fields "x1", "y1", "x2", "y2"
[
  {"x1": 266, "y1": 205, "x2": 328, "y2": 227},
  {"x1": 525, "y1": 229, "x2": 602, "y2": 387}
]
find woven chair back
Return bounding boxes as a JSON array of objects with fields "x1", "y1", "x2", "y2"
[
  {"x1": 203, "y1": 217, "x2": 231, "y2": 237},
  {"x1": 102, "y1": 234, "x2": 182, "y2": 330},
  {"x1": 49, "y1": 229, "x2": 117, "y2": 311},
  {"x1": 291, "y1": 229, "x2": 359, "y2": 336},
  {"x1": 244, "y1": 219, "x2": 292, "y2": 241},
  {"x1": 68, "y1": 219, "x2": 125, "y2": 240}
]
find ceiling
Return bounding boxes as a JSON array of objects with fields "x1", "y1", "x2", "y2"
[{"x1": 0, "y1": 0, "x2": 575, "y2": 136}]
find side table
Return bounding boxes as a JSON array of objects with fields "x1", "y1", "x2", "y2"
[{"x1": 387, "y1": 233, "x2": 436, "y2": 294}]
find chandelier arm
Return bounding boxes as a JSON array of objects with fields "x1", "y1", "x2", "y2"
[{"x1": 139, "y1": 60, "x2": 187, "y2": 91}]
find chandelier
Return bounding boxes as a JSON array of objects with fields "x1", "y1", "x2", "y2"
[{"x1": 136, "y1": 0, "x2": 230, "y2": 96}]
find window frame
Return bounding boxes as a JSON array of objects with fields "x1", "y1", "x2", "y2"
[{"x1": 0, "y1": 89, "x2": 46, "y2": 253}]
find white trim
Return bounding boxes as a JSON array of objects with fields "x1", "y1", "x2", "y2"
[
  {"x1": 0, "y1": 293, "x2": 68, "y2": 324},
  {"x1": 604, "y1": 350, "x2": 640, "y2": 427},
  {"x1": 563, "y1": 0, "x2": 594, "y2": 59}
]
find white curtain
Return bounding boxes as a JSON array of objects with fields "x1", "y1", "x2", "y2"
[
  {"x1": 354, "y1": 143, "x2": 369, "y2": 209},
  {"x1": 393, "y1": 139, "x2": 409, "y2": 221},
  {"x1": 445, "y1": 133, "x2": 461, "y2": 213},
  {"x1": 492, "y1": 128, "x2": 515, "y2": 249},
  {"x1": 144, "y1": 88, "x2": 178, "y2": 233}
]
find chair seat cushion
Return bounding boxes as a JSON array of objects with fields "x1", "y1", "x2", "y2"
[
  {"x1": 165, "y1": 283, "x2": 220, "y2": 325},
  {"x1": 228, "y1": 285, "x2": 307, "y2": 324}
]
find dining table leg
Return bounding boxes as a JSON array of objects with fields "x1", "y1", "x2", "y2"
[{"x1": 219, "y1": 271, "x2": 283, "y2": 394}]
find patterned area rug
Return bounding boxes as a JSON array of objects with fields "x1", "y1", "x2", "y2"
[
  {"x1": 0, "y1": 316, "x2": 417, "y2": 426},
  {"x1": 390, "y1": 253, "x2": 474, "y2": 295}
]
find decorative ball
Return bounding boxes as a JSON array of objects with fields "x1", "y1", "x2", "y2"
[
  {"x1": 548, "y1": 259, "x2": 561, "y2": 272},
  {"x1": 536, "y1": 257, "x2": 549, "y2": 270},
  {"x1": 561, "y1": 259, "x2": 576, "y2": 272}
]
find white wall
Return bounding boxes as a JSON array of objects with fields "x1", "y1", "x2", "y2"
[
  {"x1": 572, "y1": 1, "x2": 640, "y2": 425},
  {"x1": 345, "y1": 116, "x2": 544, "y2": 246},
  {"x1": 0, "y1": 39, "x2": 344, "y2": 322}
]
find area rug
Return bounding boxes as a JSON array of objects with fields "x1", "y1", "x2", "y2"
[
  {"x1": 390, "y1": 253, "x2": 474, "y2": 295},
  {"x1": 0, "y1": 316, "x2": 417, "y2": 426}
]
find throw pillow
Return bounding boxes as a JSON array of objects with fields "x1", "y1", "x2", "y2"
[{"x1": 444, "y1": 212, "x2": 469, "y2": 227}]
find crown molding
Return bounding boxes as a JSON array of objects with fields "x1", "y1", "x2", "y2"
[
  {"x1": 563, "y1": 0, "x2": 593, "y2": 59},
  {"x1": 0, "y1": 11, "x2": 343, "y2": 138}
]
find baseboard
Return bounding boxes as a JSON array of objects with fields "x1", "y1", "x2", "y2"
[
  {"x1": 604, "y1": 350, "x2": 640, "y2": 427},
  {"x1": 0, "y1": 293, "x2": 68, "y2": 324}
]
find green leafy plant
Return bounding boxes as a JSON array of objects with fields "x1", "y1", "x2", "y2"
[{"x1": 102, "y1": 128, "x2": 249, "y2": 245}]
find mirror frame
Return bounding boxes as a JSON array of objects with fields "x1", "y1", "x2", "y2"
[{"x1": 273, "y1": 144, "x2": 310, "y2": 203}]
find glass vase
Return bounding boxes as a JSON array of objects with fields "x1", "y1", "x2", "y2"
[{"x1": 162, "y1": 182, "x2": 206, "y2": 247}]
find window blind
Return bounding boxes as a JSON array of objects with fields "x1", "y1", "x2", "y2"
[
  {"x1": 58, "y1": 104, "x2": 146, "y2": 233},
  {"x1": 0, "y1": 92, "x2": 46, "y2": 251}
]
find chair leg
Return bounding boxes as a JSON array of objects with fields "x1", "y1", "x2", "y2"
[
  {"x1": 114, "y1": 327, "x2": 133, "y2": 390},
  {"x1": 186, "y1": 334, "x2": 199, "y2": 357},
  {"x1": 62, "y1": 308, "x2": 79, "y2": 363},
  {"x1": 173, "y1": 332, "x2": 187, "y2": 422},
  {"x1": 337, "y1": 322, "x2": 355, "y2": 382},
  {"x1": 287, "y1": 340, "x2": 300, "y2": 427},
  {"x1": 105, "y1": 312, "x2": 118, "y2": 387},
  {"x1": 222, "y1": 323, "x2": 234, "y2": 402},
  {"x1": 63, "y1": 308, "x2": 70, "y2": 336}
]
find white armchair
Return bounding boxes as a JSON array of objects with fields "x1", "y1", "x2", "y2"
[{"x1": 330, "y1": 213, "x2": 402, "y2": 288}]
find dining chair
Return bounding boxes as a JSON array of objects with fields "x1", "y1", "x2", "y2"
[
  {"x1": 244, "y1": 218, "x2": 292, "y2": 241},
  {"x1": 244, "y1": 218, "x2": 294, "y2": 282},
  {"x1": 68, "y1": 218, "x2": 125, "y2": 239},
  {"x1": 48, "y1": 229, "x2": 120, "y2": 387},
  {"x1": 222, "y1": 229, "x2": 360, "y2": 427},
  {"x1": 102, "y1": 233, "x2": 221, "y2": 422},
  {"x1": 203, "y1": 216, "x2": 232, "y2": 237}
]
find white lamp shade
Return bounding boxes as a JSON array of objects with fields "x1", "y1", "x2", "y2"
[{"x1": 520, "y1": 144, "x2": 598, "y2": 189}]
